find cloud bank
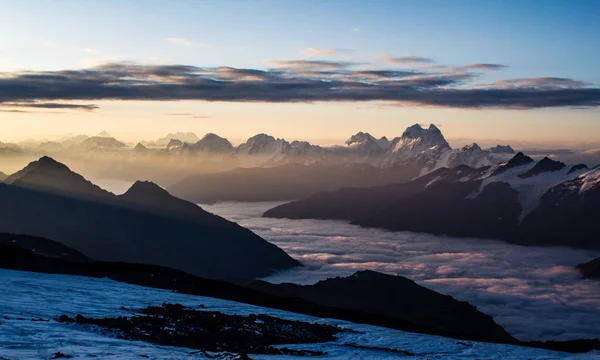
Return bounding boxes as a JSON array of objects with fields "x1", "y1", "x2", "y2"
[
  {"x1": 0, "y1": 60, "x2": 598, "y2": 109},
  {"x1": 200, "y1": 201, "x2": 600, "y2": 342}
]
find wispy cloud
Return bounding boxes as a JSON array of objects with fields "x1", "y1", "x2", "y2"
[
  {"x1": 301, "y1": 48, "x2": 337, "y2": 57},
  {"x1": 166, "y1": 37, "x2": 203, "y2": 47},
  {"x1": 464, "y1": 63, "x2": 508, "y2": 71},
  {"x1": 43, "y1": 41, "x2": 57, "y2": 47},
  {"x1": 382, "y1": 54, "x2": 435, "y2": 64},
  {"x1": 163, "y1": 112, "x2": 211, "y2": 119},
  {"x1": 351, "y1": 28, "x2": 361, "y2": 33},
  {"x1": 82, "y1": 48, "x2": 101, "y2": 54},
  {"x1": 1, "y1": 102, "x2": 98, "y2": 111}
]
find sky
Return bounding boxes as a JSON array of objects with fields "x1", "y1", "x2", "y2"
[{"x1": 0, "y1": 0, "x2": 599, "y2": 147}]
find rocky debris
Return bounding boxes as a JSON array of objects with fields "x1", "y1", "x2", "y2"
[{"x1": 57, "y1": 303, "x2": 342, "y2": 357}]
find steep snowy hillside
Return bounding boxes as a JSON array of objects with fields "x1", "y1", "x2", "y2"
[{"x1": 0, "y1": 269, "x2": 595, "y2": 359}]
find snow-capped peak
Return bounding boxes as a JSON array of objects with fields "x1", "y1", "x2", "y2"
[
  {"x1": 237, "y1": 133, "x2": 291, "y2": 156},
  {"x1": 345, "y1": 132, "x2": 377, "y2": 146},
  {"x1": 461, "y1": 143, "x2": 482, "y2": 152},
  {"x1": 390, "y1": 123, "x2": 451, "y2": 155}
]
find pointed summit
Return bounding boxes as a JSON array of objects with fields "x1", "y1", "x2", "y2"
[
  {"x1": 461, "y1": 143, "x2": 482, "y2": 152},
  {"x1": 188, "y1": 133, "x2": 234, "y2": 153},
  {"x1": 518, "y1": 157, "x2": 566, "y2": 178},
  {"x1": 392, "y1": 123, "x2": 451, "y2": 155},
  {"x1": 489, "y1": 145, "x2": 515, "y2": 154},
  {"x1": 345, "y1": 132, "x2": 377, "y2": 146},
  {"x1": 98, "y1": 130, "x2": 111, "y2": 137},
  {"x1": 237, "y1": 134, "x2": 291, "y2": 156},
  {"x1": 3, "y1": 156, "x2": 112, "y2": 199},
  {"x1": 134, "y1": 142, "x2": 148, "y2": 152},
  {"x1": 491, "y1": 152, "x2": 534, "y2": 176}
]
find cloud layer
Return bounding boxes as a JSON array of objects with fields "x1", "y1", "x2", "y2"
[
  {"x1": 200, "y1": 201, "x2": 600, "y2": 342},
  {"x1": 0, "y1": 60, "x2": 598, "y2": 109}
]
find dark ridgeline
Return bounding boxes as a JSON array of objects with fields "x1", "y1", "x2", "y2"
[
  {"x1": 246, "y1": 270, "x2": 513, "y2": 343},
  {"x1": 265, "y1": 153, "x2": 600, "y2": 249},
  {"x1": 0, "y1": 156, "x2": 299, "y2": 280},
  {"x1": 0, "y1": 235, "x2": 513, "y2": 344},
  {"x1": 2, "y1": 236, "x2": 599, "y2": 353},
  {"x1": 577, "y1": 257, "x2": 600, "y2": 278}
]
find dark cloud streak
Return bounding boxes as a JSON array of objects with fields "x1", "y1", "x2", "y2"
[{"x1": 0, "y1": 63, "x2": 598, "y2": 109}]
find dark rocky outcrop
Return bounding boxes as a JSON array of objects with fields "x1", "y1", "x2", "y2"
[
  {"x1": 0, "y1": 157, "x2": 299, "y2": 280},
  {"x1": 576, "y1": 257, "x2": 600, "y2": 279},
  {"x1": 57, "y1": 303, "x2": 341, "y2": 356},
  {"x1": 491, "y1": 152, "x2": 534, "y2": 176},
  {"x1": 568, "y1": 164, "x2": 588, "y2": 174},
  {"x1": 3, "y1": 239, "x2": 599, "y2": 353},
  {"x1": 247, "y1": 270, "x2": 514, "y2": 343},
  {"x1": 0, "y1": 240, "x2": 514, "y2": 344},
  {"x1": 518, "y1": 157, "x2": 565, "y2": 178}
]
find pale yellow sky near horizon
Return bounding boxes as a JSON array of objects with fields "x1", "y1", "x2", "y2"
[{"x1": 2, "y1": 100, "x2": 600, "y2": 149}]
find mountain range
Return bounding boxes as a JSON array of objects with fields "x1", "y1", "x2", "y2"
[
  {"x1": 265, "y1": 152, "x2": 600, "y2": 249},
  {"x1": 0, "y1": 156, "x2": 298, "y2": 279}
]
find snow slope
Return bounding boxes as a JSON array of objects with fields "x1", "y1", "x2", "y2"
[{"x1": 0, "y1": 269, "x2": 596, "y2": 359}]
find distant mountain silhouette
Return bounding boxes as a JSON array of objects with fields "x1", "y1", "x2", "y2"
[
  {"x1": 3, "y1": 156, "x2": 112, "y2": 200},
  {"x1": 0, "y1": 157, "x2": 299, "y2": 280},
  {"x1": 168, "y1": 162, "x2": 426, "y2": 204},
  {"x1": 518, "y1": 157, "x2": 565, "y2": 178},
  {"x1": 0, "y1": 171, "x2": 7, "y2": 182},
  {"x1": 265, "y1": 153, "x2": 600, "y2": 249}
]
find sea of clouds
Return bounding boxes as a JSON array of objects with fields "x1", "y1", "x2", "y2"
[{"x1": 205, "y1": 201, "x2": 600, "y2": 342}]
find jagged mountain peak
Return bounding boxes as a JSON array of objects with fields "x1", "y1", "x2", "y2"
[
  {"x1": 123, "y1": 180, "x2": 169, "y2": 198},
  {"x1": 98, "y1": 131, "x2": 111, "y2": 137},
  {"x1": 491, "y1": 152, "x2": 535, "y2": 176},
  {"x1": 134, "y1": 142, "x2": 148, "y2": 151},
  {"x1": 568, "y1": 164, "x2": 588, "y2": 174},
  {"x1": 518, "y1": 157, "x2": 566, "y2": 178},
  {"x1": 166, "y1": 139, "x2": 183, "y2": 148},
  {"x1": 461, "y1": 143, "x2": 482, "y2": 152},
  {"x1": 200, "y1": 133, "x2": 226, "y2": 141},
  {"x1": 489, "y1": 145, "x2": 515, "y2": 154},
  {"x1": 189, "y1": 133, "x2": 234, "y2": 153},
  {"x1": 345, "y1": 132, "x2": 377, "y2": 146}
]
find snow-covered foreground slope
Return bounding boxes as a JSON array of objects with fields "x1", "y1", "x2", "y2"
[{"x1": 1, "y1": 269, "x2": 595, "y2": 359}]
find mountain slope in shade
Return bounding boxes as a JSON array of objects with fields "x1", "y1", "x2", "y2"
[
  {"x1": 0, "y1": 157, "x2": 299, "y2": 280},
  {"x1": 248, "y1": 270, "x2": 514, "y2": 343},
  {"x1": 153, "y1": 132, "x2": 200, "y2": 146},
  {"x1": 3, "y1": 156, "x2": 112, "y2": 200},
  {"x1": 0, "y1": 171, "x2": 7, "y2": 182},
  {"x1": 168, "y1": 162, "x2": 428, "y2": 204},
  {"x1": 577, "y1": 258, "x2": 600, "y2": 279},
  {"x1": 0, "y1": 238, "x2": 513, "y2": 344},
  {"x1": 185, "y1": 133, "x2": 234, "y2": 154},
  {"x1": 3, "y1": 269, "x2": 597, "y2": 358},
  {"x1": 577, "y1": 257, "x2": 600, "y2": 279},
  {"x1": 265, "y1": 154, "x2": 600, "y2": 248},
  {"x1": 74, "y1": 136, "x2": 127, "y2": 151}
]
